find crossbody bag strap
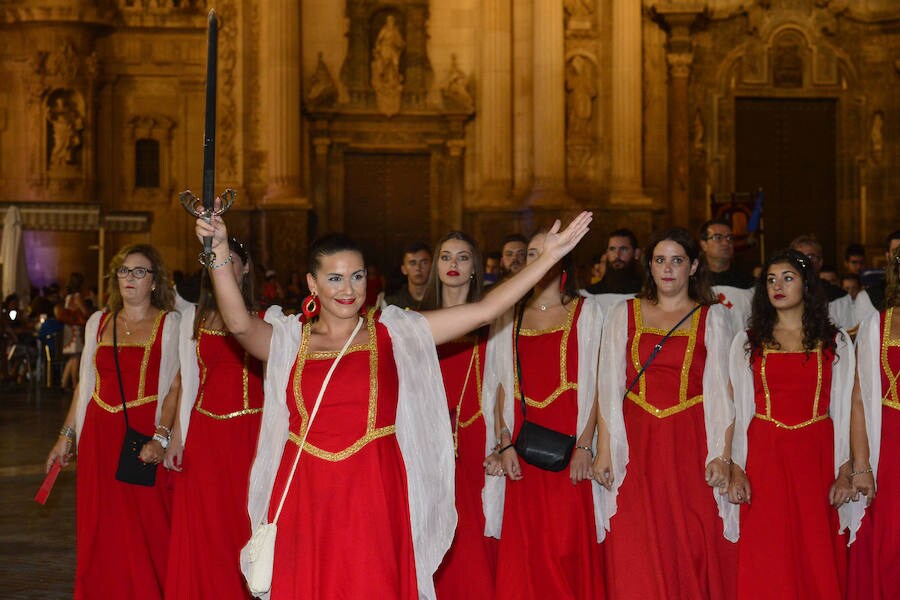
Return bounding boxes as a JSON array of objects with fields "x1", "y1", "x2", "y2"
[
  {"x1": 622, "y1": 303, "x2": 702, "y2": 400},
  {"x1": 270, "y1": 315, "x2": 365, "y2": 525},
  {"x1": 111, "y1": 312, "x2": 131, "y2": 430},
  {"x1": 514, "y1": 304, "x2": 527, "y2": 419}
]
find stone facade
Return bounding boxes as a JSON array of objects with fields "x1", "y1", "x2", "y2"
[{"x1": 0, "y1": 0, "x2": 897, "y2": 288}]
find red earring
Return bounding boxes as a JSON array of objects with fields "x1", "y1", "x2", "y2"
[
  {"x1": 302, "y1": 294, "x2": 320, "y2": 320},
  {"x1": 559, "y1": 270, "x2": 568, "y2": 294}
]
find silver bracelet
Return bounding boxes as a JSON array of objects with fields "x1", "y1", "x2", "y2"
[
  {"x1": 206, "y1": 252, "x2": 233, "y2": 270},
  {"x1": 575, "y1": 445, "x2": 594, "y2": 458}
]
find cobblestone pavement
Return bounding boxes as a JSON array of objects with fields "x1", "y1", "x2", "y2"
[{"x1": 0, "y1": 384, "x2": 76, "y2": 599}]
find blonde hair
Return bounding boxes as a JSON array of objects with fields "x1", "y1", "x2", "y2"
[{"x1": 104, "y1": 244, "x2": 175, "y2": 312}]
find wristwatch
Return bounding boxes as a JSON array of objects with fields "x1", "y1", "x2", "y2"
[{"x1": 152, "y1": 433, "x2": 170, "y2": 450}]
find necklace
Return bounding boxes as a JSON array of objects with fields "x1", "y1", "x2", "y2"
[{"x1": 119, "y1": 314, "x2": 133, "y2": 336}]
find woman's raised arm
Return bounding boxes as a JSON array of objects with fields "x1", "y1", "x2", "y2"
[{"x1": 423, "y1": 212, "x2": 592, "y2": 345}]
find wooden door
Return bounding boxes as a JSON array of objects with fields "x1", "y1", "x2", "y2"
[
  {"x1": 735, "y1": 98, "x2": 837, "y2": 265},
  {"x1": 343, "y1": 152, "x2": 431, "y2": 273}
]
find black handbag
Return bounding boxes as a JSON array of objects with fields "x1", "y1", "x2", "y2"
[
  {"x1": 111, "y1": 313, "x2": 157, "y2": 487},
  {"x1": 512, "y1": 305, "x2": 576, "y2": 472}
]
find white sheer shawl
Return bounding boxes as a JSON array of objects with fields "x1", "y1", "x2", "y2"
[
  {"x1": 712, "y1": 284, "x2": 754, "y2": 335},
  {"x1": 481, "y1": 296, "x2": 606, "y2": 540},
  {"x1": 74, "y1": 310, "x2": 181, "y2": 440},
  {"x1": 239, "y1": 306, "x2": 456, "y2": 600},
  {"x1": 729, "y1": 328, "x2": 862, "y2": 542},
  {"x1": 596, "y1": 301, "x2": 738, "y2": 541},
  {"x1": 853, "y1": 312, "x2": 885, "y2": 538}
]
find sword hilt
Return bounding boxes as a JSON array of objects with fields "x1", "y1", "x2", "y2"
[{"x1": 179, "y1": 188, "x2": 237, "y2": 267}]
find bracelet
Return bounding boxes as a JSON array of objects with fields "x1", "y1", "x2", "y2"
[
  {"x1": 59, "y1": 425, "x2": 75, "y2": 440},
  {"x1": 499, "y1": 427, "x2": 511, "y2": 439},
  {"x1": 575, "y1": 445, "x2": 594, "y2": 458},
  {"x1": 714, "y1": 456, "x2": 733, "y2": 466},
  {"x1": 849, "y1": 468, "x2": 873, "y2": 478},
  {"x1": 206, "y1": 252, "x2": 233, "y2": 270},
  {"x1": 152, "y1": 433, "x2": 170, "y2": 450},
  {"x1": 498, "y1": 444, "x2": 515, "y2": 455},
  {"x1": 155, "y1": 424, "x2": 172, "y2": 437}
]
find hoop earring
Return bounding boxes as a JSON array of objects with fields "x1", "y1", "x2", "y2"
[{"x1": 302, "y1": 293, "x2": 320, "y2": 320}]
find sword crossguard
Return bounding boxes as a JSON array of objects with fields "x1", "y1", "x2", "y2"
[{"x1": 179, "y1": 188, "x2": 236, "y2": 221}]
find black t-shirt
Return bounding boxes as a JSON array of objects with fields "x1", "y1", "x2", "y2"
[
  {"x1": 585, "y1": 264, "x2": 643, "y2": 295},
  {"x1": 709, "y1": 268, "x2": 756, "y2": 290},
  {"x1": 384, "y1": 286, "x2": 422, "y2": 311}
]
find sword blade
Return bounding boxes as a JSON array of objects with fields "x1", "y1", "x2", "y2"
[{"x1": 202, "y1": 9, "x2": 218, "y2": 217}]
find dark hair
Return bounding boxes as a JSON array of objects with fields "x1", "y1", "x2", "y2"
[
  {"x1": 841, "y1": 273, "x2": 860, "y2": 284},
  {"x1": 105, "y1": 244, "x2": 174, "y2": 312},
  {"x1": 886, "y1": 230, "x2": 900, "y2": 251},
  {"x1": 698, "y1": 218, "x2": 731, "y2": 241},
  {"x1": 420, "y1": 231, "x2": 484, "y2": 310},
  {"x1": 401, "y1": 241, "x2": 432, "y2": 260},
  {"x1": 486, "y1": 250, "x2": 501, "y2": 261},
  {"x1": 844, "y1": 243, "x2": 865, "y2": 261},
  {"x1": 308, "y1": 233, "x2": 365, "y2": 276},
  {"x1": 193, "y1": 237, "x2": 256, "y2": 339},
  {"x1": 818, "y1": 264, "x2": 838, "y2": 276},
  {"x1": 639, "y1": 227, "x2": 716, "y2": 305},
  {"x1": 886, "y1": 246, "x2": 900, "y2": 308},
  {"x1": 789, "y1": 235, "x2": 822, "y2": 255},
  {"x1": 746, "y1": 248, "x2": 839, "y2": 360},
  {"x1": 608, "y1": 228, "x2": 638, "y2": 250},
  {"x1": 65, "y1": 272, "x2": 85, "y2": 295},
  {"x1": 501, "y1": 233, "x2": 528, "y2": 248}
]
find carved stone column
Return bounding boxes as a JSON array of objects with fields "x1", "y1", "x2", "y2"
[
  {"x1": 530, "y1": 0, "x2": 569, "y2": 206},
  {"x1": 476, "y1": 0, "x2": 512, "y2": 206},
  {"x1": 512, "y1": 0, "x2": 533, "y2": 196},
  {"x1": 610, "y1": 0, "x2": 649, "y2": 204},
  {"x1": 261, "y1": 0, "x2": 306, "y2": 206}
]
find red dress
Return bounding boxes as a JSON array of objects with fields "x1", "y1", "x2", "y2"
[
  {"x1": 848, "y1": 308, "x2": 900, "y2": 599},
  {"x1": 605, "y1": 300, "x2": 736, "y2": 599},
  {"x1": 434, "y1": 332, "x2": 497, "y2": 599},
  {"x1": 75, "y1": 312, "x2": 172, "y2": 600},
  {"x1": 496, "y1": 299, "x2": 604, "y2": 600},
  {"x1": 267, "y1": 315, "x2": 418, "y2": 598},
  {"x1": 737, "y1": 344, "x2": 846, "y2": 599},
  {"x1": 165, "y1": 328, "x2": 264, "y2": 599}
]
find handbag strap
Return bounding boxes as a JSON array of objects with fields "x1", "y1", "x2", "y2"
[
  {"x1": 111, "y1": 312, "x2": 131, "y2": 430},
  {"x1": 622, "y1": 302, "x2": 701, "y2": 400},
  {"x1": 514, "y1": 305, "x2": 528, "y2": 419},
  {"x1": 270, "y1": 315, "x2": 364, "y2": 525}
]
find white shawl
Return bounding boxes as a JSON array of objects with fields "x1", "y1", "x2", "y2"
[
  {"x1": 829, "y1": 294, "x2": 857, "y2": 331},
  {"x1": 597, "y1": 301, "x2": 738, "y2": 541},
  {"x1": 481, "y1": 296, "x2": 606, "y2": 540},
  {"x1": 712, "y1": 284, "x2": 754, "y2": 335},
  {"x1": 853, "y1": 312, "x2": 885, "y2": 539},
  {"x1": 239, "y1": 306, "x2": 456, "y2": 600},
  {"x1": 74, "y1": 310, "x2": 180, "y2": 441},
  {"x1": 729, "y1": 328, "x2": 862, "y2": 543}
]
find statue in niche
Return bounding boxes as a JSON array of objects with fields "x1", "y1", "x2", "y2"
[
  {"x1": 307, "y1": 52, "x2": 338, "y2": 109},
  {"x1": 693, "y1": 110, "x2": 705, "y2": 152},
  {"x1": 441, "y1": 54, "x2": 473, "y2": 113},
  {"x1": 371, "y1": 14, "x2": 405, "y2": 116},
  {"x1": 47, "y1": 93, "x2": 84, "y2": 168},
  {"x1": 565, "y1": 55, "x2": 596, "y2": 138},
  {"x1": 870, "y1": 112, "x2": 883, "y2": 159}
]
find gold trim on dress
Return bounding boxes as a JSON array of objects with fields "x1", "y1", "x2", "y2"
[
  {"x1": 756, "y1": 344, "x2": 826, "y2": 429},
  {"x1": 193, "y1": 328, "x2": 263, "y2": 420},
  {"x1": 290, "y1": 308, "x2": 393, "y2": 461},
  {"x1": 513, "y1": 300, "x2": 579, "y2": 409},
  {"x1": 882, "y1": 307, "x2": 900, "y2": 410},
  {"x1": 626, "y1": 300, "x2": 701, "y2": 418},
  {"x1": 92, "y1": 311, "x2": 165, "y2": 413}
]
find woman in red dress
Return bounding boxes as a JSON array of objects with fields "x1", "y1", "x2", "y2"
[
  {"x1": 165, "y1": 237, "x2": 264, "y2": 599},
  {"x1": 195, "y1": 210, "x2": 592, "y2": 599},
  {"x1": 420, "y1": 231, "x2": 497, "y2": 599},
  {"x1": 728, "y1": 249, "x2": 860, "y2": 599},
  {"x1": 847, "y1": 246, "x2": 899, "y2": 599},
  {"x1": 46, "y1": 244, "x2": 180, "y2": 599},
  {"x1": 484, "y1": 230, "x2": 606, "y2": 600},
  {"x1": 594, "y1": 227, "x2": 737, "y2": 599}
]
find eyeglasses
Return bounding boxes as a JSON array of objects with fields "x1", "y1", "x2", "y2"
[
  {"x1": 705, "y1": 234, "x2": 735, "y2": 243},
  {"x1": 116, "y1": 266, "x2": 154, "y2": 279}
]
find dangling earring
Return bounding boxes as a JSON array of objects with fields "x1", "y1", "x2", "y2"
[
  {"x1": 559, "y1": 270, "x2": 568, "y2": 294},
  {"x1": 302, "y1": 293, "x2": 319, "y2": 320}
]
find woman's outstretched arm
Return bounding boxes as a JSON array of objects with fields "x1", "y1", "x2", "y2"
[{"x1": 423, "y1": 212, "x2": 592, "y2": 345}]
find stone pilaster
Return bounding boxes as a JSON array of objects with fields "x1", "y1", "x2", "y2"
[
  {"x1": 667, "y1": 51, "x2": 693, "y2": 226},
  {"x1": 512, "y1": 0, "x2": 533, "y2": 196},
  {"x1": 476, "y1": 0, "x2": 512, "y2": 206}
]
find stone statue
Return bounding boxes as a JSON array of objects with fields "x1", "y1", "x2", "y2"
[
  {"x1": 871, "y1": 112, "x2": 883, "y2": 158},
  {"x1": 307, "y1": 51, "x2": 338, "y2": 108},
  {"x1": 371, "y1": 14, "x2": 405, "y2": 115},
  {"x1": 565, "y1": 56, "x2": 596, "y2": 138},
  {"x1": 693, "y1": 109, "x2": 705, "y2": 152},
  {"x1": 441, "y1": 54, "x2": 473, "y2": 113},
  {"x1": 47, "y1": 95, "x2": 84, "y2": 168}
]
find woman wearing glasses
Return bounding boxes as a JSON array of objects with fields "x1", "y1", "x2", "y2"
[
  {"x1": 165, "y1": 237, "x2": 263, "y2": 599},
  {"x1": 45, "y1": 244, "x2": 181, "y2": 599}
]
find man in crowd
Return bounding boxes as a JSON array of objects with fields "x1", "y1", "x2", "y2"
[
  {"x1": 857, "y1": 229, "x2": 900, "y2": 317},
  {"x1": 500, "y1": 234, "x2": 528, "y2": 278},
  {"x1": 483, "y1": 251, "x2": 501, "y2": 286},
  {"x1": 384, "y1": 241, "x2": 432, "y2": 310},
  {"x1": 790, "y1": 234, "x2": 856, "y2": 331},
  {"x1": 585, "y1": 228, "x2": 643, "y2": 295},
  {"x1": 843, "y1": 243, "x2": 866, "y2": 276},
  {"x1": 698, "y1": 218, "x2": 755, "y2": 289}
]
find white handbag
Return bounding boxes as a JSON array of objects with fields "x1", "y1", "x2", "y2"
[{"x1": 243, "y1": 316, "x2": 364, "y2": 596}]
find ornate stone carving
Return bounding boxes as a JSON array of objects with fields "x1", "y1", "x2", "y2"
[
  {"x1": 773, "y1": 39, "x2": 803, "y2": 87},
  {"x1": 565, "y1": 55, "x2": 596, "y2": 139},
  {"x1": 667, "y1": 52, "x2": 693, "y2": 78},
  {"x1": 46, "y1": 90, "x2": 84, "y2": 170},
  {"x1": 693, "y1": 109, "x2": 705, "y2": 153},
  {"x1": 307, "y1": 52, "x2": 338, "y2": 109},
  {"x1": 371, "y1": 13, "x2": 405, "y2": 116},
  {"x1": 870, "y1": 111, "x2": 883, "y2": 160},
  {"x1": 440, "y1": 54, "x2": 473, "y2": 113},
  {"x1": 217, "y1": 0, "x2": 239, "y2": 179},
  {"x1": 564, "y1": 0, "x2": 594, "y2": 31}
]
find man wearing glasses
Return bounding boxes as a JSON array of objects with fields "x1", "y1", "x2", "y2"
[
  {"x1": 790, "y1": 234, "x2": 857, "y2": 332},
  {"x1": 698, "y1": 218, "x2": 755, "y2": 289}
]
